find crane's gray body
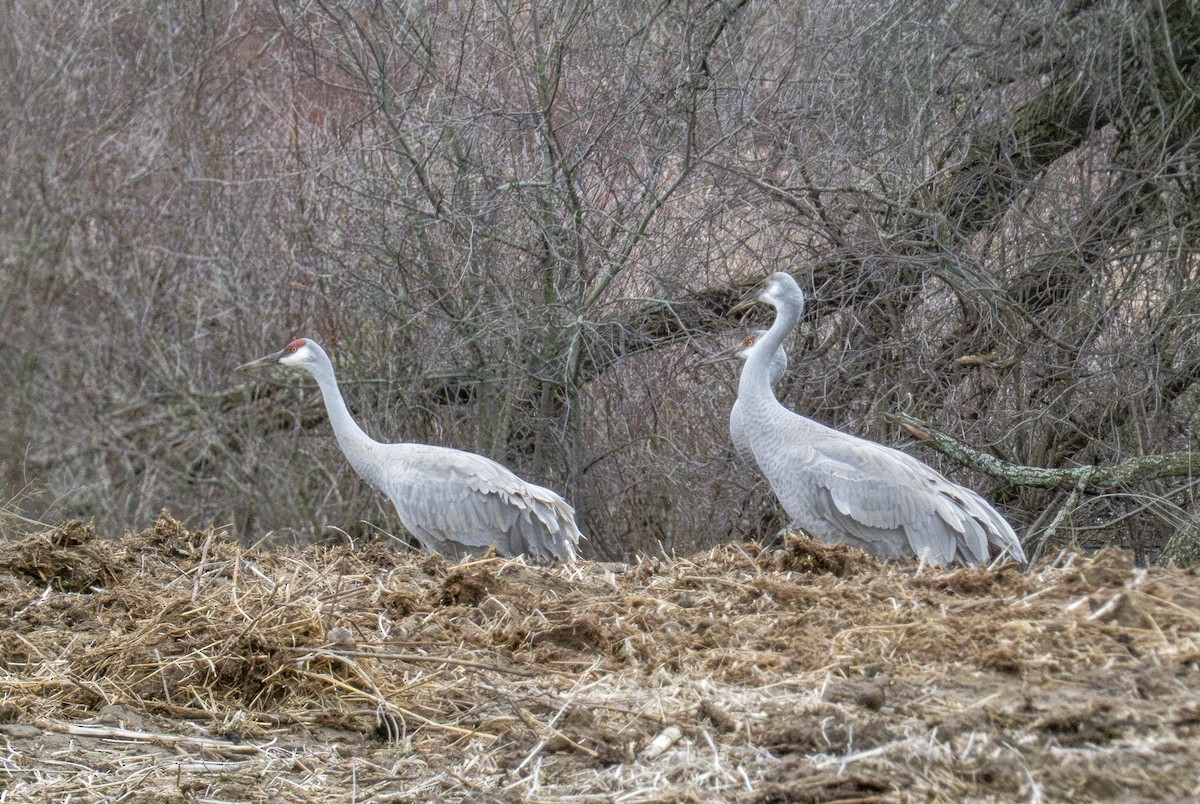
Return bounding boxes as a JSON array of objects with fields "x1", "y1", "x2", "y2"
[
  {"x1": 371, "y1": 443, "x2": 581, "y2": 561},
  {"x1": 241, "y1": 339, "x2": 581, "y2": 562},
  {"x1": 731, "y1": 273, "x2": 1025, "y2": 567}
]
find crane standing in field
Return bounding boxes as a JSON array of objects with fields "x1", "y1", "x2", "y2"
[
  {"x1": 238, "y1": 338, "x2": 582, "y2": 562},
  {"x1": 730, "y1": 272, "x2": 1026, "y2": 567}
]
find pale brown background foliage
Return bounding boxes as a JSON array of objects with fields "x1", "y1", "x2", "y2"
[{"x1": 2, "y1": 0, "x2": 1198, "y2": 562}]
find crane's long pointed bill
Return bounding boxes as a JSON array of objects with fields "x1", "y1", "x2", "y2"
[
  {"x1": 729, "y1": 294, "x2": 758, "y2": 315},
  {"x1": 698, "y1": 342, "x2": 742, "y2": 365},
  {"x1": 236, "y1": 349, "x2": 288, "y2": 372}
]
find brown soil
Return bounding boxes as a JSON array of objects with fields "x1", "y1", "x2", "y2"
[{"x1": 1, "y1": 511, "x2": 1198, "y2": 801}]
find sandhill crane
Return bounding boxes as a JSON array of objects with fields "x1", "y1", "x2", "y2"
[
  {"x1": 730, "y1": 272, "x2": 1025, "y2": 566},
  {"x1": 238, "y1": 338, "x2": 582, "y2": 562}
]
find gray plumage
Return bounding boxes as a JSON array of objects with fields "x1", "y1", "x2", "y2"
[
  {"x1": 730, "y1": 272, "x2": 1025, "y2": 567},
  {"x1": 239, "y1": 338, "x2": 582, "y2": 562},
  {"x1": 728, "y1": 330, "x2": 787, "y2": 461}
]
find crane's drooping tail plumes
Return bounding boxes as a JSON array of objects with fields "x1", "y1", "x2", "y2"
[
  {"x1": 729, "y1": 273, "x2": 1026, "y2": 567},
  {"x1": 238, "y1": 338, "x2": 583, "y2": 562}
]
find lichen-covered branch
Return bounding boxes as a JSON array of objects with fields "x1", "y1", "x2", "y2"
[{"x1": 890, "y1": 413, "x2": 1200, "y2": 493}]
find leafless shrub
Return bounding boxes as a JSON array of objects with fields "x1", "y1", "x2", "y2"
[{"x1": 1, "y1": 0, "x2": 1197, "y2": 562}]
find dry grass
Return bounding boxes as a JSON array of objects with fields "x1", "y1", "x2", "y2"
[{"x1": 1, "y1": 511, "x2": 1199, "y2": 801}]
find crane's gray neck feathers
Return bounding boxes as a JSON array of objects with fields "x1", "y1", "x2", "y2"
[
  {"x1": 739, "y1": 297, "x2": 800, "y2": 408},
  {"x1": 305, "y1": 356, "x2": 384, "y2": 487}
]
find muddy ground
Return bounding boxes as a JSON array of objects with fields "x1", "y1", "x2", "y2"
[{"x1": 1, "y1": 512, "x2": 1198, "y2": 802}]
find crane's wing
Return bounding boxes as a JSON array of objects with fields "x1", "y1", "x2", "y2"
[
  {"x1": 870, "y1": 442, "x2": 1024, "y2": 563},
  {"x1": 380, "y1": 446, "x2": 581, "y2": 562},
  {"x1": 767, "y1": 431, "x2": 1016, "y2": 566}
]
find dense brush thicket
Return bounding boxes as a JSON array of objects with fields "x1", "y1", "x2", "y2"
[{"x1": 2, "y1": 0, "x2": 1199, "y2": 561}]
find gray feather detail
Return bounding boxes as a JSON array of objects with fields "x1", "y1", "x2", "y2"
[
  {"x1": 729, "y1": 331, "x2": 788, "y2": 462},
  {"x1": 376, "y1": 444, "x2": 582, "y2": 562}
]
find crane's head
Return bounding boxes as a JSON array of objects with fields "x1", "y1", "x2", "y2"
[
  {"x1": 738, "y1": 329, "x2": 789, "y2": 387},
  {"x1": 733, "y1": 330, "x2": 767, "y2": 361},
  {"x1": 758, "y1": 271, "x2": 805, "y2": 311},
  {"x1": 700, "y1": 330, "x2": 762, "y2": 366},
  {"x1": 730, "y1": 271, "x2": 806, "y2": 318},
  {"x1": 700, "y1": 329, "x2": 788, "y2": 386},
  {"x1": 236, "y1": 338, "x2": 327, "y2": 373}
]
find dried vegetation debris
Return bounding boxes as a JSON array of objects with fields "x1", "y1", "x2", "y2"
[{"x1": 0, "y1": 513, "x2": 1198, "y2": 801}]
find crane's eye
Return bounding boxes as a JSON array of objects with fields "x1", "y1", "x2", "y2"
[{"x1": 289, "y1": 345, "x2": 298, "y2": 353}]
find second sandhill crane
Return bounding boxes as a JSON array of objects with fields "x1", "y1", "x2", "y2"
[
  {"x1": 238, "y1": 338, "x2": 582, "y2": 562},
  {"x1": 730, "y1": 272, "x2": 1025, "y2": 567}
]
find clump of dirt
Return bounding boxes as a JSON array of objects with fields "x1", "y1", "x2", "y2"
[
  {"x1": 1, "y1": 518, "x2": 1199, "y2": 802},
  {"x1": 125, "y1": 509, "x2": 243, "y2": 564},
  {"x1": 440, "y1": 567, "x2": 503, "y2": 606},
  {"x1": 532, "y1": 613, "x2": 613, "y2": 654},
  {"x1": 379, "y1": 586, "x2": 424, "y2": 617},
  {"x1": 821, "y1": 677, "x2": 888, "y2": 710},
  {"x1": 2, "y1": 520, "x2": 123, "y2": 592},
  {"x1": 917, "y1": 563, "x2": 1031, "y2": 596},
  {"x1": 767, "y1": 532, "x2": 878, "y2": 576}
]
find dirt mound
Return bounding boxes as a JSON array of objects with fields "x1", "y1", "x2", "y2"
[
  {"x1": 4, "y1": 520, "x2": 123, "y2": 593},
  {"x1": 1, "y1": 512, "x2": 1198, "y2": 801}
]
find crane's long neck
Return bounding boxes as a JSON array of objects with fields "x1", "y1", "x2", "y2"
[
  {"x1": 305, "y1": 358, "x2": 384, "y2": 486},
  {"x1": 739, "y1": 297, "x2": 800, "y2": 409}
]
